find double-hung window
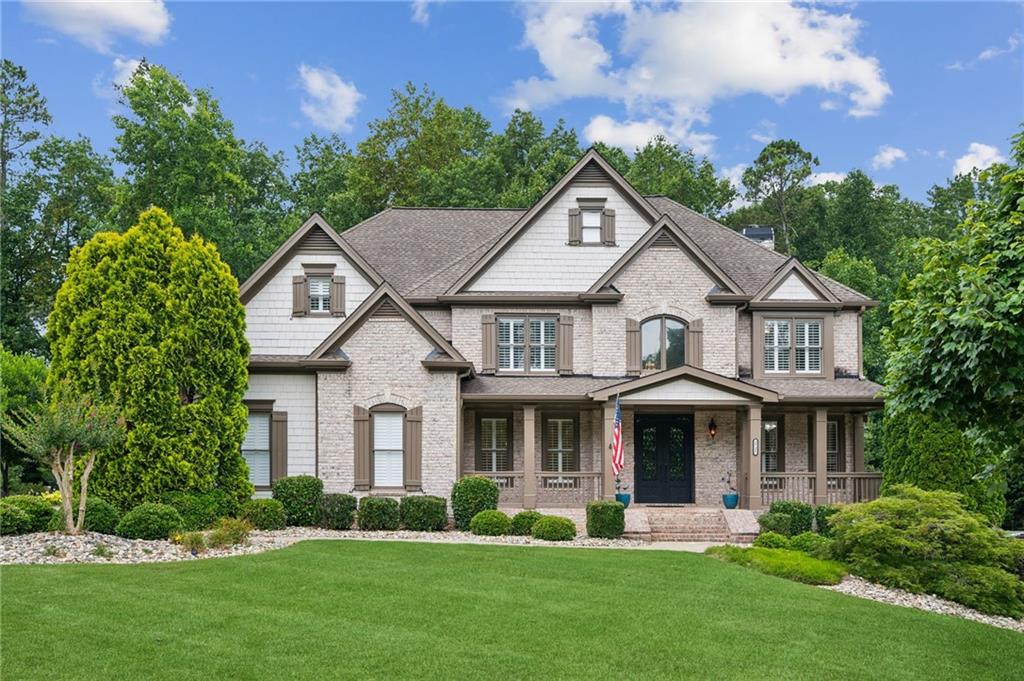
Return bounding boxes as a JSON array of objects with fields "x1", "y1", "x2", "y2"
[
  {"x1": 497, "y1": 316, "x2": 556, "y2": 372},
  {"x1": 477, "y1": 416, "x2": 512, "y2": 473},
  {"x1": 372, "y1": 411, "x2": 404, "y2": 487},
  {"x1": 762, "y1": 420, "x2": 779, "y2": 473},
  {"x1": 763, "y1": 320, "x2": 791, "y2": 374},
  {"x1": 763, "y1": 317, "x2": 824, "y2": 376},
  {"x1": 242, "y1": 412, "x2": 271, "y2": 488},
  {"x1": 308, "y1": 276, "x2": 331, "y2": 312},
  {"x1": 581, "y1": 208, "x2": 602, "y2": 243},
  {"x1": 543, "y1": 415, "x2": 578, "y2": 488},
  {"x1": 795, "y1": 321, "x2": 822, "y2": 373},
  {"x1": 826, "y1": 419, "x2": 840, "y2": 473}
]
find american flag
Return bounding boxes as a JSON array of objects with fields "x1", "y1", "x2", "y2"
[{"x1": 611, "y1": 395, "x2": 624, "y2": 476}]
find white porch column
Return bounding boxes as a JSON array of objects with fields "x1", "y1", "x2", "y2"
[
  {"x1": 742, "y1": 405, "x2": 762, "y2": 509},
  {"x1": 602, "y1": 400, "x2": 616, "y2": 500},
  {"x1": 853, "y1": 413, "x2": 865, "y2": 472},
  {"x1": 523, "y1": 405, "x2": 537, "y2": 509},
  {"x1": 814, "y1": 407, "x2": 828, "y2": 506}
]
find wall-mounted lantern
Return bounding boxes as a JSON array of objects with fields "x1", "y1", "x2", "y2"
[{"x1": 707, "y1": 418, "x2": 718, "y2": 440}]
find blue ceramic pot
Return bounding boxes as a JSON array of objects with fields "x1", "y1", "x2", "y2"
[
  {"x1": 615, "y1": 493, "x2": 631, "y2": 508},
  {"x1": 722, "y1": 492, "x2": 739, "y2": 509}
]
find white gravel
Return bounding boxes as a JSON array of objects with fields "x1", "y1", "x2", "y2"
[
  {"x1": 252, "y1": 526, "x2": 646, "y2": 549},
  {"x1": 823, "y1": 575, "x2": 1024, "y2": 634}
]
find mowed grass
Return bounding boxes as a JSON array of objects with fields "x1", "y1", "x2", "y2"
[{"x1": 2, "y1": 541, "x2": 1022, "y2": 680}]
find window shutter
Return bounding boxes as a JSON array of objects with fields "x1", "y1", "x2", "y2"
[
  {"x1": 776, "y1": 415, "x2": 786, "y2": 472},
  {"x1": 292, "y1": 275, "x2": 309, "y2": 316},
  {"x1": 685, "y1": 319, "x2": 704, "y2": 368},
  {"x1": 481, "y1": 314, "x2": 496, "y2": 374},
  {"x1": 404, "y1": 407, "x2": 422, "y2": 491},
  {"x1": 557, "y1": 315, "x2": 574, "y2": 375},
  {"x1": 330, "y1": 275, "x2": 346, "y2": 316},
  {"x1": 835, "y1": 415, "x2": 846, "y2": 472},
  {"x1": 354, "y1": 406, "x2": 370, "y2": 490},
  {"x1": 601, "y1": 208, "x2": 616, "y2": 245},
  {"x1": 568, "y1": 208, "x2": 582, "y2": 245},
  {"x1": 807, "y1": 414, "x2": 815, "y2": 472},
  {"x1": 271, "y1": 411, "x2": 288, "y2": 482},
  {"x1": 626, "y1": 319, "x2": 641, "y2": 376}
]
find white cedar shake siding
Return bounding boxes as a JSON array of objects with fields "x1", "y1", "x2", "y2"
[
  {"x1": 834, "y1": 311, "x2": 860, "y2": 376},
  {"x1": 244, "y1": 373, "x2": 317, "y2": 476},
  {"x1": 468, "y1": 182, "x2": 651, "y2": 291},
  {"x1": 245, "y1": 252, "x2": 374, "y2": 355},
  {"x1": 316, "y1": 316, "x2": 458, "y2": 498},
  {"x1": 766, "y1": 273, "x2": 820, "y2": 300}
]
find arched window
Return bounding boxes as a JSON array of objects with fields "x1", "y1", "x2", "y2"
[{"x1": 641, "y1": 316, "x2": 687, "y2": 371}]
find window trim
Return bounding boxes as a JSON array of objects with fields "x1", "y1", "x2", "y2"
[
  {"x1": 573, "y1": 197, "x2": 614, "y2": 247},
  {"x1": 475, "y1": 412, "x2": 513, "y2": 473},
  {"x1": 302, "y1": 263, "x2": 336, "y2": 317},
  {"x1": 496, "y1": 315, "x2": 558, "y2": 374},
  {"x1": 752, "y1": 311, "x2": 833, "y2": 380},
  {"x1": 369, "y1": 403, "x2": 406, "y2": 490},
  {"x1": 541, "y1": 412, "x2": 580, "y2": 473},
  {"x1": 640, "y1": 315, "x2": 688, "y2": 372},
  {"x1": 242, "y1": 399, "x2": 277, "y2": 492}
]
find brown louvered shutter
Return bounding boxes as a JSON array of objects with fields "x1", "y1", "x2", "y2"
[
  {"x1": 557, "y1": 315, "x2": 574, "y2": 375},
  {"x1": 353, "y1": 406, "x2": 370, "y2": 490},
  {"x1": 292, "y1": 275, "x2": 309, "y2": 316},
  {"x1": 601, "y1": 208, "x2": 616, "y2": 245},
  {"x1": 330, "y1": 275, "x2": 346, "y2": 316},
  {"x1": 685, "y1": 319, "x2": 704, "y2": 368},
  {"x1": 777, "y1": 415, "x2": 787, "y2": 472},
  {"x1": 481, "y1": 314, "x2": 496, "y2": 374},
  {"x1": 271, "y1": 411, "x2": 288, "y2": 482},
  {"x1": 404, "y1": 407, "x2": 422, "y2": 491},
  {"x1": 626, "y1": 319, "x2": 641, "y2": 376},
  {"x1": 835, "y1": 415, "x2": 847, "y2": 472},
  {"x1": 568, "y1": 208, "x2": 582, "y2": 245},
  {"x1": 807, "y1": 414, "x2": 816, "y2": 472}
]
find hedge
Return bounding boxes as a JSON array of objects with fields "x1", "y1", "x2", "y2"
[
  {"x1": 706, "y1": 546, "x2": 847, "y2": 585},
  {"x1": 272, "y1": 476, "x2": 324, "y2": 526},
  {"x1": 115, "y1": 503, "x2": 183, "y2": 540},
  {"x1": 531, "y1": 515, "x2": 576, "y2": 541},
  {"x1": 789, "y1": 531, "x2": 835, "y2": 559},
  {"x1": 814, "y1": 504, "x2": 840, "y2": 537},
  {"x1": 240, "y1": 499, "x2": 287, "y2": 530},
  {"x1": 586, "y1": 500, "x2": 625, "y2": 539},
  {"x1": 161, "y1": 490, "x2": 232, "y2": 531},
  {"x1": 757, "y1": 512, "x2": 793, "y2": 537},
  {"x1": 358, "y1": 497, "x2": 400, "y2": 531},
  {"x1": 0, "y1": 504, "x2": 31, "y2": 536},
  {"x1": 451, "y1": 476, "x2": 499, "y2": 530},
  {"x1": 510, "y1": 510, "x2": 543, "y2": 536},
  {"x1": 753, "y1": 531, "x2": 790, "y2": 549},
  {"x1": 1, "y1": 495, "x2": 56, "y2": 533},
  {"x1": 43, "y1": 496, "x2": 121, "y2": 535},
  {"x1": 400, "y1": 496, "x2": 448, "y2": 532},
  {"x1": 469, "y1": 510, "x2": 511, "y2": 536},
  {"x1": 320, "y1": 494, "x2": 357, "y2": 530},
  {"x1": 769, "y1": 500, "x2": 813, "y2": 535}
]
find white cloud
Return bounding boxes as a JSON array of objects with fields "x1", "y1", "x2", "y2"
[
  {"x1": 297, "y1": 64, "x2": 364, "y2": 133},
  {"x1": 23, "y1": 0, "x2": 170, "y2": 54},
  {"x1": 411, "y1": 0, "x2": 435, "y2": 25},
  {"x1": 91, "y1": 57, "x2": 142, "y2": 101},
  {"x1": 507, "y1": 2, "x2": 890, "y2": 156},
  {"x1": 749, "y1": 120, "x2": 777, "y2": 145},
  {"x1": 953, "y1": 143, "x2": 1006, "y2": 176},
  {"x1": 808, "y1": 171, "x2": 846, "y2": 186},
  {"x1": 871, "y1": 145, "x2": 907, "y2": 170},
  {"x1": 947, "y1": 33, "x2": 1021, "y2": 70},
  {"x1": 719, "y1": 163, "x2": 749, "y2": 210},
  {"x1": 582, "y1": 114, "x2": 716, "y2": 156},
  {"x1": 112, "y1": 57, "x2": 142, "y2": 88}
]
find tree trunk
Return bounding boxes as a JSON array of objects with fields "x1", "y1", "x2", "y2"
[
  {"x1": 52, "y1": 445, "x2": 76, "y2": 533},
  {"x1": 75, "y1": 452, "x2": 97, "y2": 533}
]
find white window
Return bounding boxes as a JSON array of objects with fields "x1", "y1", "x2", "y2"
[
  {"x1": 498, "y1": 318, "x2": 525, "y2": 371},
  {"x1": 795, "y1": 321, "x2": 822, "y2": 373},
  {"x1": 763, "y1": 320, "x2": 791, "y2": 373},
  {"x1": 373, "y1": 411, "x2": 404, "y2": 487},
  {"x1": 309, "y1": 276, "x2": 331, "y2": 312},
  {"x1": 529, "y1": 318, "x2": 556, "y2": 371},
  {"x1": 762, "y1": 420, "x2": 779, "y2": 473},
  {"x1": 478, "y1": 417, "x2": 511, "y2": 472},
  {"x1": 581, "y1": 209, "x2": 602, "y2": 243},
  {"x1": 242, "y1": 413, "x2": 271, "y2": 487},
  {"x1": 826, "y1": 419, "x2": 840, "y2": 472},
  {"x1": 498, "y1": 316, "x2": 556, "y2": 372},
  {"x1": 543, "y1": 417, "x2": 578, "y2": 478}
]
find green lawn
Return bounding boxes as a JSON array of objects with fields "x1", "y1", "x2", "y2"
[{"x1": 2, "y1": 541, "x2": 1021, "y2": 680}]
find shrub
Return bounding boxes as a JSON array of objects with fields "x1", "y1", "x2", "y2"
[
  {"x1": 510, "y1": 510, "x2": 543, "y2": 536},
  {"x1": 358, "y1": 497, "x2": 400, "y2": 531},
  {"x1": 757, "y1": 512, "x2": 793, "y2": 537},
  {"x1": 45, "y1": 496, "x2": 121, "y2": 534},
  {"x1": 705, "y1": 546, "x2": 847, "y2": 585},
  {"x1": 240, "y1": 499, "x2": 287, "y2": 530},
  {"x1": 400, "y1": 495, "x2": 448, "y2": 532},
  {"x1": 789, "y1": 532, "x2": 836, "y2": 559},
  {"x1": 177, "y1": 531, "x2": 207, "y2": 554},
  {"x1": 0, "y1": 504, "x2": 32, "y2": 536},
  {"x1": 161, "y1": 490, "x2": 233, "y2": 531},
  {"x1": 753, "y1": 531, "x2": 790, "y2": 549},
  {"x1": 830, "y1": 485, "x2": 1024, "y2": 617},
  {"x1": 207, "y1": 518, "x2": 251, "y2": 548},
  {"x1": 115, "y1": 503, "x2": 183, "y2": 540},
  {"x1": 532, "y1": 515, "x2": 577, "y2": 542},
  {"x1": 769, "y1": 501, "x2": 813, "y2": 534},
  {"x1": 272, "y1": 475, "x2": 324, "y2": 527},
  {"x1": 469, "y1": 510, "x2": 511, "y2": 536},
  {"x1": 451, "y1": 476, "x2": 499, "y2": 530},
  {"x1": 814, "y1": 504, "x2": 840, "y2": 537},
  {"x1": 586, "y1": 500, "x2": 625, "y2": 539},
  {"x1": 320, "y1": 494, "x2": 357, "y2": 530},
  {"x1": 1, "y1": 495, "x2": 57, "y2": 533}
]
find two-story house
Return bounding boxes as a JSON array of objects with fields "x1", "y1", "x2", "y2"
[{"x1": 238, "y1": 149, "x2": 883, "y2": 511}]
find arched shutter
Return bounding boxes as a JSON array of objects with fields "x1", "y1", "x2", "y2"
[
  {"x1": 354, "y1": 406, "x2": 370, "y2": 490},
  {"x1": 481, "y1": 314, "x2": 496, "y2": 374},
  {"x1": 330, "y1": 275, "x2": 346, "y2": 316},
  {"x1": 292, "y1": 275, "x2": 309, "y2": 316},
  {"x1": 557, "y1": 315, "x2": 574, "y2": 375},
  {"x1": 626, "y1": 319, "x2": 641, "y2": 376},
  {"x1": 404, "y1": 407, "x2": 423, "y2": 491}
]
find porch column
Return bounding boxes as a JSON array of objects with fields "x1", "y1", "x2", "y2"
[
  {"x1": 853, "y1": 413, "x2": 865, "y2": 472},
  {"x1": 523, "y1": 405, "x2": 537, "y2": 509},
  {"x1": 602, "y1": 400, "x2": 616, "y2": 500},
  {"x1": 814, "y1": 407, "x2": 828, "y2": 505},
  {"x1": 742, "y1": 405, "x2": 762, "y2": 509}
]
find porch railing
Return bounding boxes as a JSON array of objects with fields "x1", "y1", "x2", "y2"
[
  {"x1": 761, "y1": 473, "x2": 816, "y2": 505},
  {"x1": 537, "y1": 471, "x2": 602, "y2": 506},
  {"x1": 464, "y1": 470, "x2": 525, "y2": 505},
  {"x1": 761, "y1": 472, "x2": 882, "y2": 506}
]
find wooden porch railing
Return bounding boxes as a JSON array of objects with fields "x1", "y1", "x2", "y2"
[
  {"x1": 761, "y1": 473, "x2": 816, "y2": 505},
  {"x1": 464, "y1": 470, "x2": 525, "y2": 505},
  {"x1": 761, "y1": 472, "x2": 882, "y2": 506},
  {"x1": 537, "y1": 471, "x2": 602, "y2": 506}
]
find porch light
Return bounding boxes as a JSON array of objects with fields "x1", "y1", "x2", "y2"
[{"x1": 708, "y1": 418, "x2": 717, "y2": 439}]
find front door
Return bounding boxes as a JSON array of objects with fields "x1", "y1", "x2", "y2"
[{"x1": 633, "y1": 414, "x2": 695, "y2": 504}]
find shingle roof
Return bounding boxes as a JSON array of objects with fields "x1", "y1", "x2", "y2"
[
  {"x1": 742, "y1": 378, "x2": 883, "y2": 401},
  {"x1": 463, "y1": 375, "x2": 626, "y2": 397}
]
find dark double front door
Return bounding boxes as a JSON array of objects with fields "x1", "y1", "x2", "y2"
[{"x1": 634, "y1": 414, "x2": 695, "y2": 504}]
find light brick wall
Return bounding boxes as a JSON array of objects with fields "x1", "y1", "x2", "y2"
[
  {"x1": 244, "y1": 373, "x2": 317, "y2": 477},
  {"x1": 417, "y1": 307, "x2": 452, "y2": 341},
  {"x1": 316, "y1": 317, "x2": 458, "y2": 498},
  {"x1": 834, "y1": 311, "x2": 860, "y2": 377},
  {"x1": 736, "y1": 310, "x2": 752, "y2": 376}
]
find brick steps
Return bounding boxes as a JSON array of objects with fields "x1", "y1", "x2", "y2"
[{"x1": 644, "y1": 509, "x2": 733, "y2": 542}]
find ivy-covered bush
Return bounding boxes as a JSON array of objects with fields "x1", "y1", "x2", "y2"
[
  {"x1": 532, "y1": 515, "x2": 576, "y2": 542},
  {"x1": 830, "y1": 485, "x2": 1024, "y2": 617},
  {"x1": 272, "y1": 475, "x2": 324, "y2": 527},
  {"x1": 706, "y1": 546, "x2": 847, "y2": 585},
  {"x1": 753, "y1": 531, "x2": 790, "y2": 549},
  {"x1": 757, "y1": 512, "x2": 793, "y2": 537},
  {"x1": 510, "y1": 510, "x2": 543, "y2": 536},
  {"x1": 400, "y1": 495, "x2": 448, "y2": 532},
  {"x1": 320, "y1": 494, "x2": 357, "y2": 530},
  {"x1": 358, "y1": 497, "x2": 400, "y2": 531},
  {"x1": 207, "y1": 518, "x2": 251, "y2": 548},
  {"x1": 115, "y1": 503, "x2": 183, "y2": 540},
  {"x1": 451, "y1": 476, "x2": 499, "y2": 530},
  {"x1": 814, "y1": 504, "x2": 839, "y2": 537},
  {"x1": 240, "y1": 499, "x2": 286, "y2": 530},
  {"x1": 0, "y1": 495, "x2": 56, "y2": 533},
  {"x1": 769, "y1": 501, "x2": 813, "y2": 535},
  {"x1": 469, "y1": 510, "x2": 511, "y2": 536},
  {"x1": 161, "y1": 490, "x2": 233, "y2": 531},
  {"x1": 0, "y1": 504, "x2": 31, "y2": 535},
  {"x1": 586, "y1": 500, "x2": 625, "y2": 539},
  {"x1": 789, "y1": 531, "x2": 835, "y2": 559}
]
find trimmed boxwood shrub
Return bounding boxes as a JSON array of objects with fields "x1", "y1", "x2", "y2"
[
  {"x1": 586, "y1": 500, "x2": 625, "y2": 539},
  {"x1": 240, "y1": 499, "x2": 287, "y2": 530},
  {"x1": 43, "y1": 496, "x2": 121, "y2": 535},
  {"x1": 161, "y1": 490, "x2": 232, "y2": 531},
  {"x1": 0, "y1": 504, "x2": 31, "y2": 536},
  {"x1": 1, "y1": 495, "x2": 57, "y2": 533},
  {"x1": 706, "y1": 546, "x2": 847, "y2": 585},
  {"x1": 451, "y1": 476, "x2": 499, "y2": 530},
  {"x1": 510, "y1": 510, "x2": 543, "y2": 536},
  {"x1": 814, "y1": 504, "x2": 840, "y2": 537},
  {"x1": 272, "y1": 475, "x2": 324, "y2": 526},
  {"x1": 400, "y1": 495, "x2": 448, "y2": 532},
  {"x1": 757, "y1": 511, "x2": 793, "y2": 537},
  {"x1": 769, "y1": 501, "x2": 813, "y2": 535},
  {"x1": 358, "y1": 497, "x2": 400, "y2": 531},
  {"x1": 469, "y1": 510, "x2": 511, "y2": 536},
  {"x1": 789, "y1": 531, "x2": 835, "y2": 559},
  {"x1": 753, "y1": 531, "x2": 790, "y2": 549},
  {"x1": 115, "y1": 503, "x2": 183, "y2": 540},
  {"x1": 532, "y1": 515, "x2": 576, "y2": 542},
  {"x1": 320, "y1": 494, "x2": 357, "y2": 530}
]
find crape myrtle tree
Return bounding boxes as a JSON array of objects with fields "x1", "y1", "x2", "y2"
[{"x1": 47, "y1": 207, "x2": 252, "y2": 508}]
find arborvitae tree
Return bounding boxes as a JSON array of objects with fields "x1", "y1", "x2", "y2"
[{"x1": 47, "y1": 207, "x2": 252, "y2": 508}]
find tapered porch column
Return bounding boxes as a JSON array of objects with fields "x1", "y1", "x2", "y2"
[
  {"x1": 814, "y1": 407, "x2": 828, "y2": 505},
  {"x1": 742, "y1": 405, "x2": 762, "y2": 509},
  {"x1": 853, "y1": 413, "x2": 865, "y2": 472},
  {"x1": 603, "y1": 400, "x2": 616, "y2": 500},
  {"x1": 523, "y1": 405, "x2": 537, "y2": 509}
]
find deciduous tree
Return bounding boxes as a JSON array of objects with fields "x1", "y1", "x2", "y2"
[{"x1": 742, "y1": 140, "x2": 818, "y2": 254}]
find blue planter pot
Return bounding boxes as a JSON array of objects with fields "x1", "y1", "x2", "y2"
[
  {"x1": 722, "y1": 492, "x2": 739, "y2": 509},
  {"x1": 615, "y1": 493, "x2": 631, "y2": 508}
]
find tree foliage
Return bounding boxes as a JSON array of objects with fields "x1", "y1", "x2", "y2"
[
  {"x1": 0, "y1": 346, "x2": 47, "y2": 494},
  {"x1": 1, "y1": 58, "x2": 52, "y2": 193},
  {"x1": 47, "y1": 207, "x2": 252, "y2": 508},
  {"x1": 742, "y1": 140, "x2": 819, "y2": 253}
]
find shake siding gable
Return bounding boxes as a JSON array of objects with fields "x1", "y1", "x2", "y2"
[{"x1": 243, "y1": 373, "x2": 317, "y2": 478}]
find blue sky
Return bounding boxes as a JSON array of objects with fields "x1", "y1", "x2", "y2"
[{"x1": 3, "y1": 1, "x2": 1022, "y2": 202}]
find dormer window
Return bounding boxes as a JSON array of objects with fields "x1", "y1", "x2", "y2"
[
  {"x1": 292, "y1": 263, "x2": 346, "y2": 317},
  {"x1": 308, "y1": 276, "x2": 331, "y2": 312},
  {"x1": 581, "y1": 207, "x2": 602, "y2": 243},
  {"x1": 569, "y1": 198, "x2": 614, "y2": 246}
]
